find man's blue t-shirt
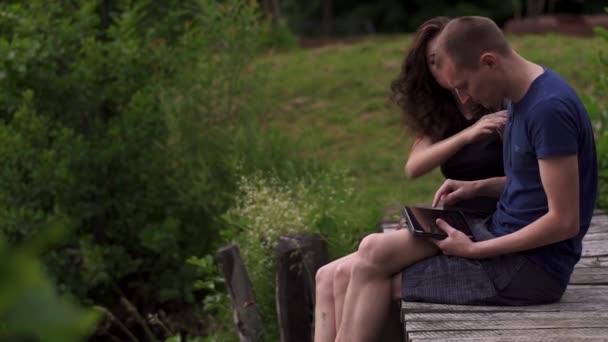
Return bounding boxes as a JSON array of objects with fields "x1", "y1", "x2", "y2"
[{"x1": 490, "y1": 68, "x2": 598, "y2": 288}]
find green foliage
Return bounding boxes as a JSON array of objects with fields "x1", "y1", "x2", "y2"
[
  {"x1": 218, "y1": 169, "x2": 376, "y2": 340},
  {"x1": 0, "y1": 0, "x2": 294, "y2": 339},
  {"x1": 585, "y1": 26, "x2": 608, "y2": 208},
  {"x1": 187, "y1": 256, "x2": 226, "y2": 314},
  {"x1": 261, "y1": 19, "x2": 299, "y2": 50},
  {"x1": 0, "y1": 231, "x2": 99, "y2": 341}
]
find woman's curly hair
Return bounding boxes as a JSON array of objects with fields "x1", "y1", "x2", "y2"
[{"x1": 390, "y1": 17, "x2": 487, "y2": 143}]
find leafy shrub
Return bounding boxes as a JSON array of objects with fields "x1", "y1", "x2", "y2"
[
  {"x1": 584, "y1": 25, "x2": 608, "y2": 208},
  {"x1": 217, "y1": 167, "x2": 376, "y2": 340},
  {"x1": 0, "y1": 0, "x2": 284, "y2": 339},
  {"x1": 0, "y1": 226, "x2": 98, "y2": 341}
]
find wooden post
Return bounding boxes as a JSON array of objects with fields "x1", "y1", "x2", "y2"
[
  {"x1": 275, "y1": 233, "x2": 328, "y2": 342},
  {"x1": 217, "y1": 244, "x2": 264, "y2": 342}
]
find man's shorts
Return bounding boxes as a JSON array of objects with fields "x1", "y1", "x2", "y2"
[{"x1": 401, "y1": 218, "x2": 566, "y2": 305}]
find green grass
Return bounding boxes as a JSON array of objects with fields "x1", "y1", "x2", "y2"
[{"x1": 255, "y1": 34, "x2": 607, "y2": 212}]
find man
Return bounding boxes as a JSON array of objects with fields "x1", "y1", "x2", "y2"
[{"x1": 329, "y1": 16, "x2": 598, "y2": 342}]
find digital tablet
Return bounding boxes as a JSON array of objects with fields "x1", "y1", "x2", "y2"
[{"x1": 400, "y1": 206, "x2": 475, "y2": 241}]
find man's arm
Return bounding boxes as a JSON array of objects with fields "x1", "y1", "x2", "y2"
[{"x1": 471, "y1": 155, "x2": 579, "y2": 258}]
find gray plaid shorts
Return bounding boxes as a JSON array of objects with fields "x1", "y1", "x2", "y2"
[{"x1": 401, "y1": 218, "x2": 566, "y2": 305}]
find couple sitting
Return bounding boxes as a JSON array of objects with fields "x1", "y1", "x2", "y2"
[{"x1": 314, "y1": 16, "x2": 598, "y2": 342}]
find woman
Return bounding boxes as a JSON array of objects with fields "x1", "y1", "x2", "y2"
[
  {"x1": 313, "y1": 17, "x2": 506, "y2": 342},
  {"x1": 393, "y1": 16, "x2": 506, "y2": 213}
]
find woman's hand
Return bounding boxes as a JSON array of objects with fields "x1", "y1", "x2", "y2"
[
  {"x1": 431, "y1": 219, "x2": 479, "y2": 258},
  {"x1": 462, "y1": 110, "x2": 507, "y2": 144},
  {"x1": 432, "y1": 179, "x2": 479, "y2": 207}
]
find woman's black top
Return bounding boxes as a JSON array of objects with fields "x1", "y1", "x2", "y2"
[
  {"x1": 440, "y1": 128, "x2": 504, "y2": 181},
  {"x1": 440, "y1": 120, "x2": 505, "y2": 215}
]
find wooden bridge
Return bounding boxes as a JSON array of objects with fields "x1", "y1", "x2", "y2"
[{"x1": 380, "y1": 207, "x2": 608, "y2": 342}]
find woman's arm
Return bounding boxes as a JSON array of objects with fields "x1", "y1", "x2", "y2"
[
  {"x1": 405, "y1": 111, "x2": 507, "y2": 178},
  {"x1": 405, "y1": 134, "x2": 468, "y2": 178}
]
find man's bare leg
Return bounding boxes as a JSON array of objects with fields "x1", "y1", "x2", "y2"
[{"x1": 335, "y1": 230, "x2": 437, "y2": 342}]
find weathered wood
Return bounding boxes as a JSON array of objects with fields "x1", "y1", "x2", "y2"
[
  {"x1": 379, "y1": 221, "x2": 401, "y2": 233},
  {"x1": 588, "y1": 214, "x2": 608, "y2": 234},
  {"x1": 570, "y1": 267, "x2": 608, "y2": 284},
  {"x1": 582, "y1": 232, "x2": 608, "y2": 241},
  {"x1": 403, "y1": 311, "x2": 608, "y2": 322},
  {"x1": 402, "y1": 302, "x2": 608, "y2": 314},
  {"x1": 387, "y1": 207, "x2": 608, "y2": 340},
  {"x1": 582, "y1": 239, "x2": 608, "y2": 257},
  {"x1": 576, "y1": 256, "x2": 608, "y2": 268},
  {"x1": 216, "y1": 244, "x2": 264, "y2": 342},
  {"x1": 410, "y1": 336, "x2": 608, "y2": 342},
  {"x1": 409, "y1": 331, "x2": 608, "y2": 342},
  {"x1": 275, "y1": 233, "x2": 328, "y2": 342},
  {"x1": 407, "y1": 328, "x2": 608, "y2": 341},
  {"x1": 406, "y1": 317, "x2": 608, "y2": 332}
]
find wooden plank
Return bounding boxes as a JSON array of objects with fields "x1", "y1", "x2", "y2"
[
  {"x1": 216, "y1": 244, "x2": 264, "y2": 342},
  {"x1": 588, "y1": 214, "x2": 608, "y2": 234},
  {"x1": 570, "y1": 267, "x2": 608, "y2": 284},
  {"x1": 401, "y1": 302, "x2": 608, "y2": 315},
  {"x1": 576, "y1": 256, "x2": 608, "y2": 268},
  {"x1": 406, "y1": 317, "x2": 608, "y2": 332},
  {"x1": 407, "y1": 328, "x2": 608, "y2": 341},
  {"x1": 582, "y1": 239, "x2": 608, "y2": 257},
  {"x1": 411, "y1": 336, "x2": 608, "y2": 342},
  {"x1": 380, "y1": 221, "x2": 401, "y2": 233},
  {"x1": 391, "y1": 209, "x2": 608, "y2": 339},
  {"x1": 404, "y1": 311, "x2": 608, "y2": 321},
  {"x1": 412, "y1": 338, "x2": 608, "y2": 342},
  {"x1": 408, "y1": 329, "x2": 608, "y2": 341},
  {"x1": 582, "y1": 232, "x2": 608, "y2": 241}
]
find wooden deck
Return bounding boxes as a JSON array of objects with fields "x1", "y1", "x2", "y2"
[{"x1": 380, "y1": 207, "x2": 608, "y2": 341}]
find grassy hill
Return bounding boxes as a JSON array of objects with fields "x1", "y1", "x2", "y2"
[{"x1": 258, "y1": 34, "x2": 606, "y2": 209}]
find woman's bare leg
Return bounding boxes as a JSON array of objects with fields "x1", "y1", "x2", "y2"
[
  {"x1": 313, "y1": 253, "x2": 355, "y2": 342},
  {"x1": 335, "y1": 230, "x2": 437, "y2": 342},
  {"x1": 332, "y1": 256, "x2": 354, "y2": 332}
]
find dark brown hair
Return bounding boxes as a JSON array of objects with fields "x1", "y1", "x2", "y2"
[
  {"x1": 390, "y1": 17, "x2": 487, "y2": 142},
  {"x1": 439, "y1": 16, "x2": 510, "y2": 70}
]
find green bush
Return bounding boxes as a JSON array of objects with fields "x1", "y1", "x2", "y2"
[
  {"x1": 584, "y1": 25, "x2": 608, "y2": 208},
  {"x1": 0, "y1": 0, "x2": 289, "y2": 339},
  {"x1": 0, "y1": 0, "x2": 376, "y2": 340},
  {"x1": 0, "y1": 224, "x2": 98, "y2": 341},
  {"x1": 214, "y1": 167, "x2": 377, "y2": 341}
]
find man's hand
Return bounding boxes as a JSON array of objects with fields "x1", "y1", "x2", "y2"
[
  {"x1": 432, "y1": 179, "x2": 478, "y2": 207},
  {"x1": 432, "y1": 219, "x2": 478, "y2": 258}
]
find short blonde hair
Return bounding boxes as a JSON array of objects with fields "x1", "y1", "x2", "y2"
[{"x1": 438, "y1": 16, "x2": 511, "y2": 70}]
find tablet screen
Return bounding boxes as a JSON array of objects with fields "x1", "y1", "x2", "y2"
[{"x1": 405, "y1": 207, "x2": 473, "y2": 237}]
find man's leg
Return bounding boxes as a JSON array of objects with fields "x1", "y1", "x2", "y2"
[
  {"x1": 335, "y1": 230, "x2": 437, "y2": 342},
  {"x1": 313, "y1": 253, "x2": 355, "y2": 342}
]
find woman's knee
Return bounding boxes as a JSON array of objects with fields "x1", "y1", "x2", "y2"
[
  {"x1": 357, "y1": 233, "x2": 388, "y2": 266},
  {"x1": 334, "y1": 261, "x2": 352, "y2": 289},
  {"x1": 316, "y1": 263, "x2": 337, "y2": 297}
]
